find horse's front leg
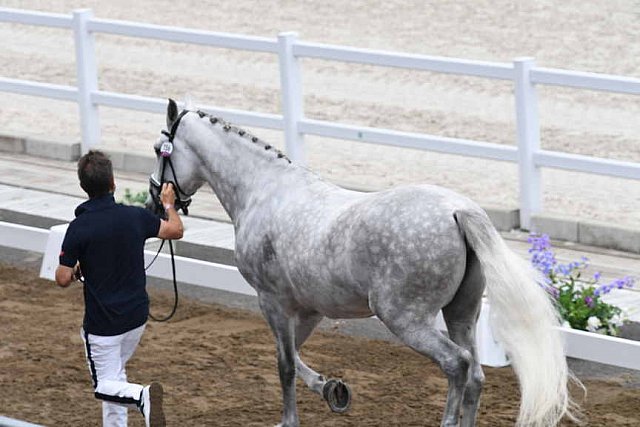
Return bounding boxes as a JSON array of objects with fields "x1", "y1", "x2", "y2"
[{"x1": 258, "y1": 293, "x2": 299, "y2": 427}]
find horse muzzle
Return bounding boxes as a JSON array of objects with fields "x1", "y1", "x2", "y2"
[
  {"x1": 147, "y1": 175, "x2": 165, "y2": 216},
  {"x1": 148, "y1": 174, "x2": 192, "y2": 216}
]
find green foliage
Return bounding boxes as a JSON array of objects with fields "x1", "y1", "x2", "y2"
[
  {"x1": 119, "y1": 188, "x2": 148, "y2": 207},
  {"x1": 549, "y1": 271, "x2": 625, "y2": 336}
]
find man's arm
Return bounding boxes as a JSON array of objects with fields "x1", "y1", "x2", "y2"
[
  {"x1": 157, "y1": 183, "x2": 184, "y2": 240},
  {"x1": 55, "y1": 264, "x2": 78, "y2": 288}
]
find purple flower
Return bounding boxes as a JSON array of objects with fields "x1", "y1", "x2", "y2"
[
  {"x1": 584, "y1": 296, "x2": 594, "y2": 308},
  {"x1": 540, "y1": 283, "x2": 559, "y2": 298},
  {"x1": 528, "y1": 234, "x2": 589, "y2": 277},
  {"x1": 528, "y1": 234, "x2": 552, "y2": 252},
  {"x1": 528, "y1": 234, "x2": 636, "y2": 302},
  {"x1": 529, "y1": 234, "x2": 557, "y2": 274},
  {"x1": 594, "y1": 284, "x2": 610, "y2": 296},
  {"x1": 555, "y1": 259, "x2": 586, "y2": 276},
  {"x1": 597, "y1": 276, "x2": 635, "y2": 295},
  {"x1": 614, "y1": 276, "x2": 635, "y2": 289}
]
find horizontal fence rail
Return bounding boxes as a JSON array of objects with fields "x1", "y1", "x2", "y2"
[
  {"x1": 0, "y1": 415, "x2": 43, "y2": 427},
  {"x1": 0, "y1": 222, "x2": 50, "y2": 253},
  {"x1": 0, "y1": 77, "x2": 78, "y2": 101},
  {"x1": 88, "y1": 18, "x2": 278, "y2": 53},
  {"x1": 92, "y1": 91, "x2": 285, "y2": 130},
  {"x1": 299, "y1": 119, "x2": 519, "y2": 162},
  {"x1": 0, "y1": 6, "x2": 639, "y2": 231},
  {"x1": 560, "y1": 327, "x2": 640, "y2": 371},
  {"x1": 532, "y1": 68, "x2": 640, "y2": 95},
  {"x1": 535, "y1": 150, "x2": 640, "y2": 180},
  {"x1": 0, "y1": 8, "x2": 71, "y2": 28},
  {"x1": 293, "y1": 41, "x2": 515, "y2": 79}
]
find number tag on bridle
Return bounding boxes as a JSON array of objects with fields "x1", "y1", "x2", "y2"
[{"x1": 160, "y1": 141, "x2": 174, "y2": 157}]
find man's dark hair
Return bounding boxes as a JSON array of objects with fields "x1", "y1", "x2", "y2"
[{"x1": 77, "y1": 150, "x2": 114, "y2": 198}]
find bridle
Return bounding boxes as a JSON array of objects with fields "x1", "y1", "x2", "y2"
[
  {"x1": 146, "y1": 109, "x2": 193, "y2": 322},
  {"x1": 149, "y1": 109, "x2": 193, "y2": 217}
]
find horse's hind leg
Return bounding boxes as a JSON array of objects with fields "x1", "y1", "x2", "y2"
[
  {"x1": 375, "y1": 303, "x2": 471, "y2": 427},
  {"x1": 294, "y1": 311, "x2": 352, "y2": 413},
  {"x1": 294, "y1": 311, "x2": 325, "y2": 394},
  {"x1": 442, "y1": 250, "x2": 486, "y2": 427}
]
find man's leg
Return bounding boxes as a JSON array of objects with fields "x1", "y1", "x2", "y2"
[
  {"x1": 120, "y1": 325, "x2": 165, "y2": 427},
  {"x1": 103, "y1": 324, "x2": 146, "y2": 425},
  {"x1": 103, "y1": 400, "x2": 127, "y2": 427},
  {"x1": 81, "y1": 328, "x2": 144, "y2": 427},
  {"x1": 120, "y1": 324, "x2": 144, "y2": 371},
  {"x1": 119, "y1": 324, "x2": 146, "y2": 420}
]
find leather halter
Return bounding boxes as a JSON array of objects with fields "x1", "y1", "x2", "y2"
[{"x1": 149, "y1": 110, "x2": 193, "y2": 216}]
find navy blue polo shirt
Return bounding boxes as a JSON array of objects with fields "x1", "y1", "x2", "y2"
[{"x1": 59, "y1": 194, "x2": 161, "y2": 336}]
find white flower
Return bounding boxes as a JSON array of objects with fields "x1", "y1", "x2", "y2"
[
  {"x1": 610, "y1": 314, "x2": 624, "y2": 327},
  {"x1": 586, "y1": 316, "x2": 602, "y2": 332}
]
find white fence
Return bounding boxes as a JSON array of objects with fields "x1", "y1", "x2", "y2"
[
  {"x1": 1, "y1": 7, "x2": 640, "y2": 230},
  {"x1": 2, "y1": 219, "x2": 640, "y2": 371}
]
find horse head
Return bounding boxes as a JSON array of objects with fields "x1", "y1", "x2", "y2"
[{"x1": 147, "y1": 99, "x2": 206, "y2": 216}]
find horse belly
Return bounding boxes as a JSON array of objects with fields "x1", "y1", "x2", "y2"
[{"x1": 290, "y1": 265, "x2": 374, "y2": 319}]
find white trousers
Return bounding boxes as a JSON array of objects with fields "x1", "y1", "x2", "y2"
[{"x1": 81, "y1": 324, "x2": 146, "y2": 427}]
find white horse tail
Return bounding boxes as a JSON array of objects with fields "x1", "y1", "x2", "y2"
[{"x1": 455, "y1": 209, "x2": 582, "y2": 427}]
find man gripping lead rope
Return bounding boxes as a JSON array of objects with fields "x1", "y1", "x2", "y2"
[{"x1": 55, "y1": 150, "x2": 184, "y2": 427}]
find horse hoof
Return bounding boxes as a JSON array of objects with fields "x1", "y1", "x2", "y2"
[{"x1": 322, "y1": 379, "x2": 352, "y2": 413}]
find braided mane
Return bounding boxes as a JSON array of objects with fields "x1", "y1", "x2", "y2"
[{"x1": 196, "y1": 110, "x2": 291, "y2": 164}]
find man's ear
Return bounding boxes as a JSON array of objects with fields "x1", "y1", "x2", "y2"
[{"x1": 167, "y1": 98, "x2": 178, "y2": 130}]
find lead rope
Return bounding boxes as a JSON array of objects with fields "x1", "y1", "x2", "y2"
[
  {"x1": 144, "y1": 109, "x2": 192, "y2": 322},
  {"x1": 146, "y1": 239, "x2": 179, "y2": 322},
  {"x1": 145, "y1": 153, "x2": 180, "y2": 322},
  {"x1": 74, "y1": 237, "x2": 179, "y2": 322}
]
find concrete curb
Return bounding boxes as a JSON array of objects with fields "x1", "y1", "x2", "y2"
[
  {"x1": 0, "y1": 208, "x2": 68, "y2": 230},
  {"x1": 103, "y1": 149, "x2": 157, "y2": 175},
  {"x1": 532, "y1": 214, "x2": 640, "y2": 254},
  {"x1": 2, "y1": 137, "x2": 640, "y2": 254},
  {"x1": 0, "y1": 133, "x2": 80, "y2": 161}
]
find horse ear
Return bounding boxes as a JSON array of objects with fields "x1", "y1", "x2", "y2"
[{"x1": 167, "y1": 98, "x2": 178, "y2": 130}]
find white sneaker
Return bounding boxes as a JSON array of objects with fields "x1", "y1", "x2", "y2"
[{"x1": 140, "y1": 382, "x2": 166, "y2": 427}]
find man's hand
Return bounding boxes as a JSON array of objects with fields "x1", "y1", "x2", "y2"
[
  {"x1": 55, "y1": 263, "x2": 79, "y2": 288},
  {"x1": 158, "y1": 183, "x2": 184, "y2": 240},
  {"x1": 160, "y1": 182, "x2": 176, "y2": 210}
]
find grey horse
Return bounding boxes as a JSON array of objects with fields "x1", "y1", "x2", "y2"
[{"x1": 148, "y1": 100, "x2": 580, "y2": 427}]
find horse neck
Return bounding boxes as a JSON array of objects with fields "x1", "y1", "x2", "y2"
[{"x1": 191, "y1": 125, "x2": 321, "y2": 223}]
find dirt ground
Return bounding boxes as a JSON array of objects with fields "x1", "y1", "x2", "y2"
[{"x1": 1, "y1": 263, "x2": 639, "y2": 427}]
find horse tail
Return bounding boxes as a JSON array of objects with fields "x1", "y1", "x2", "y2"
[{"x1": 454, "y1": 209, "x2": 582, "y2": 427}]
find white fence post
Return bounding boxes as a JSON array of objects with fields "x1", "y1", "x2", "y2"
[
  {"x1": 72, "y1": 9, "x2": 100, "y2": 154},
  {"x1": 278, "y1": 32, "x2": 305, "y2": 164},
  {"x1": 514, "y1": 57, "x2": 541, "y2": 230}
]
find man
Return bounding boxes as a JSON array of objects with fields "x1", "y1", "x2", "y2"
[{"x1": 55, "y1": 150, "x2": 184, "y2": 427}]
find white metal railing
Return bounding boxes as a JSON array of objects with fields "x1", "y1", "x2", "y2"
[
  {"x1": 2, "y1": 220, "x2": 640, "y2": 371},
  {"x1": 0, "y1": 415, "x2": 43, "y2": 427},
  {"x1": 1, "y1": 7, "x2": 639, "y2": 229}
]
